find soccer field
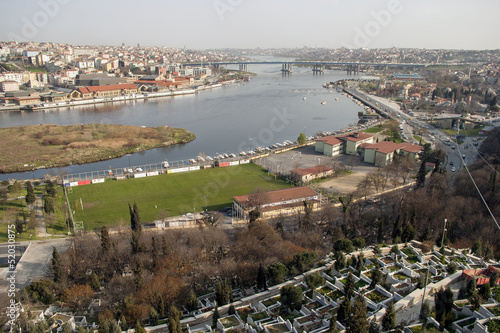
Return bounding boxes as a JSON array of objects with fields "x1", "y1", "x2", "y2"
[{"x1": 67, "y1": 163, "x2": 291, "y2": 230}]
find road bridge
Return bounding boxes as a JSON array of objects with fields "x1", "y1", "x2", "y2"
[{"x1": 182, "y1": 60, "x2": 426, "y2": 74}]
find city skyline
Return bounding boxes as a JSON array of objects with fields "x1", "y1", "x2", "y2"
[{"x1": 1, "y1": 0, "x2": 499, "y2": 50}]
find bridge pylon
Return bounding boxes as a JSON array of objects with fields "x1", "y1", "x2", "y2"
[{"x1": 281, "y1": 63, "x2": 293, "y2": 73}]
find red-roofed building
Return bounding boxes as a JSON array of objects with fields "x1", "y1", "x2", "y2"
[
  {"x1": 290, "y1": 165, "x2": 334, "y2": 184},
  {"x1": 462, "y1": 266, "x2": 500, "y2": 286},
  {"x1": 362, "y1": 141, "x2": 422, "y2": 167},
  {"x1": 315, "y1": 132, "x2": 374, "y2": 156},
  {"x1": 232, "y1": 186, "x2": 319, "y2": 220},
  {"x1": 76, "y1": 83, "x2": 138, "y2": 98}
]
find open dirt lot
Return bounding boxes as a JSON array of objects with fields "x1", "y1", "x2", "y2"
[{"x1": 255, "y1": 145, "x2": 376, "y2": 194}]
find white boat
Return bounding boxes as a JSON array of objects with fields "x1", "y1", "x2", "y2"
[
  {"x1": 303, "y1": 97, "x2": 307, "y2": 100},
  {"x1": 321, "y1": 101, "x2": 327, "y2": 105},
  {"x1": 162, "y1": 161, "x2": 169, "y2": 168},
  {"x1": 239, "y1": 151, "x2": 247, "y2": 156}
]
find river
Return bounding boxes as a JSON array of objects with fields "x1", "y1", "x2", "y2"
[{"x1": 0, "y1": 57, "x2": 368, "y2": 180}]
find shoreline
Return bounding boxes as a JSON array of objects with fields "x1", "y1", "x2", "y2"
[
  {"x1": 0, "y1": 81, "x2": 238, "y2": 112},
  {"x1": 0, "y1": 124, "x2": 196, "y2": 174}
]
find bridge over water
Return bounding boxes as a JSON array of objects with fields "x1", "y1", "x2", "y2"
[{"x1": 182, "y1": 60, "x2": 427, "y2": 74}]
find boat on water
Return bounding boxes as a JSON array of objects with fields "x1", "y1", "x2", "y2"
[
  {"x1": 321, "y1": 101, "x2": 327, "y2": 105},
  {"x1": 303, "y1": 97, "x2": 307, "y2": 100},
  {"x1": 162, "y1": 161, "x2": 169, "y2": 168},
  {"x1": 335, "y1": 98, "x2": 339, "y2": 101}
]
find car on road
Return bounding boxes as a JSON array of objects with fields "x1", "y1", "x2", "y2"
[
  {"x1": 450, "y1": 161, "x2": 454, "y2": 166},
  {"x1": 451, "y1": 167, "x2": 456, "y2": 172}
]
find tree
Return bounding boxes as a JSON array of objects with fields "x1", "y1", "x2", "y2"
[
  {"x1": 119, "y1": 315, "x2": 128, "y2": 331},
  {"x1": 347, "y1": 295, "x2": 368, "y2": 333},
  {"x1": 228, "y1": 304, "x2": 236, "y2": 315},
  {"x1": 109, "y1": 320, "x2": 121, "y2": 333},
  {"x1": 168, "y1": 305, "x2": 182, "y2": 333},
  {"x1": 215, "y1": 280, "x2": 231, "y2": 306},
  {"x1": 490, "y1": 271, "x2": 500, "y2": 287},
  {"x1": 15, "y1": 215, "x2": 23, "y2": 234},
  {"x1": 149, "y1": 307, "x2": 159, "y2": 326},
  {"x1": 337, "y1": 297, "x2": 351, "y2": 325},
  {"x1": 134, "y1": 321, "x2": 146, "y2": 333},
  {"x1": 305, "y1": 272, "x2": 325, "y2": 290},
  {"x1": 329, "y1": 316, "x2": 341, "y2": 333},
  {"x1": 434, "y1": 287, "x2": 454, "y2": 329},
  {"x1": 51, "y1": 247, "x2": 66, "y2": 285},
  {"x1": 471, "y1": 240, "x2": 483, "y2": 257},
  {"x1": 63, "y1": 284, "x2": 95, "y2": 311},
  {"x1": 334, "y1": 250, "x2": 347, "y2": 271},
  {"x1": 129, "y1": 202, "x2": 141, "y2": 232},
  {"x1": 370, "y1": 264, "x2": 383, "y2": 289},
  {"x1": 266, "y1": 262, "x2": 288, "y2": 285},
  {"x1": 45, "y1": 180, "x2": 56, "y2": 198},
  {"x1": 352, "y1": 237, "x2": 365, "y2": 249},
  {"x1": 212, "y1": 305, "x2": 220, "y2": 329},
  {"x1": 297, "y1": 132, "x2": 307, "y2": 145},
  {"x1": 43, "y1": 196, "x2": 55, "y2": 214},
  {"x1": 100, "y1": 226, "x2": 111, "y2": 253},
  {"x1": 344, "y1": 273, "x2": 355, "y2": 300},
  {"x1": 334, "y1": 238, "x2": 354, "y2": 254},
  {"x1": 25, "y1": 181, "x2": 35, "y2": 206},
  {"x1": 90, "y1": 272, "x2": 101, "y2": 292},
  {"x1": 280, "y1": 285, "x2": 303, "y2": 311},
  {"x1": 382, "y1": 302, "x2": 396, "y2": 331},
  {"x1": 156, "y1": 293, "x2": 165, "y2": 318},
  {"x1": 186, "y1": 289, "x2": 199, "y2": 312},
  {"x1": 257, "y1": 263, "x2": 267, "y2": 290}
]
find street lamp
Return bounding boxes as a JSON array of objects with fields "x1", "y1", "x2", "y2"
[
  {"x1": 441, "y1": 218, "x2": 448, "y2": 249},
  {"x1": 126, "y1": 154, "x2": 131, "y2": 167},
  {"x1": 204, "y1": 195, "x2": 208, "y2": 212}
]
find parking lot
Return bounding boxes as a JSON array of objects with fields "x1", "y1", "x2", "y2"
[{"x1": 255, "y1": 145, "x2": 376, "y2": 194}]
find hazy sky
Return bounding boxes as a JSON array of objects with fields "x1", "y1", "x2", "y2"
[{"x1": 1, "y1": 0, "x2": 498, "y2": 50}]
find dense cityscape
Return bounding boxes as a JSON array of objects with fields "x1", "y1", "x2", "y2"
[{"x1": 1, "y1": 2, "x2": 500, "y2": 333}]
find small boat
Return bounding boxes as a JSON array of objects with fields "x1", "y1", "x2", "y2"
[
  {"x1": 335, "y1": 98, "x2": 339, "y2": 101},
  {"x1": 321, "y1": 101, "x2": 327, "y2": 105},
  {"x1": 240, "y1": 151, "x2": 247, "y2": 156},
  {"x1": 303, "y1": 97, "x2": 307, "y2": 100}
]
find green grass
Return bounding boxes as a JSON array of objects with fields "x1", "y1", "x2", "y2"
[
  {"x1": 363, "y1": 126, "x2": 384, "y2": 134},
  {"x1": 67, "y1": 163, "x2": 291, "y2": 230},
  {"x1": 442, "y1": 126, "x2": 484, "y2": 137}
]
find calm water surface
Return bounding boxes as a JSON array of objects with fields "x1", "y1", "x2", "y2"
[{"x1": 0, "y1": 60, "x2": 366, "y2": 180}]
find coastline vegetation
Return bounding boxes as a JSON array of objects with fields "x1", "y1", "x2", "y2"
[{"x1": 0, "y1": 124, "x2": 195, "y2": 173}]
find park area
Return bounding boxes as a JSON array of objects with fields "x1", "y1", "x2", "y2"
[{"x1": 67, "y1": 163, "x2": 291, "y2": 230}]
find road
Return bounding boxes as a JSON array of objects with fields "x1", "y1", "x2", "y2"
[{"x1": 0, "y1": 238, "x2": 72, "y2": 293}]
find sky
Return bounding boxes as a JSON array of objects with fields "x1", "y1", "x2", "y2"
[{"x1": 0, "y1": 0, "x2": 499, "y2": 50}]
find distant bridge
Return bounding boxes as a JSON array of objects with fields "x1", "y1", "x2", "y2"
[{"x1": 181, "y1": 60, "x2": 427, "y2": 73}]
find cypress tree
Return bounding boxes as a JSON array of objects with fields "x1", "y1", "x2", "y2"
[
  {"x1": 168, "y1": 306, "x2": 182, "y2": 333},
  {"x1": 382, "y1": 302, "x2": 396, "y2": 331},
  {"x1": 51, "y1": 246, "x2": 66, "y2": 285},
  {"x1": 25, "y1": 181, "x2": 36, "y2": 206},
  {"x1": 101, "y1": 226, "x2": 111, "y2": 253},
  {"x1": 186, "y1": 289, "x2": 199, "y2": 312},
  {"x1": 257, "y1": 263, "x2": 267, "y2": 290},
  {"x1": 347, "y1": 295, "x2": 368, "y2": 333},
  {"x1": 212, "y1": 305, "x2": 220, "y2": 329},
  {"x1": 337, "y1": 297, "x2": 351, "y2": 325},
  {"x1": 344, "y1": 273, "x2": 355, "y2": 300}
]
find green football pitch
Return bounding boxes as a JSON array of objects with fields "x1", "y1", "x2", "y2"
[{"x1": 67, "y1": 163, "x2": 291, "y2": 230}]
